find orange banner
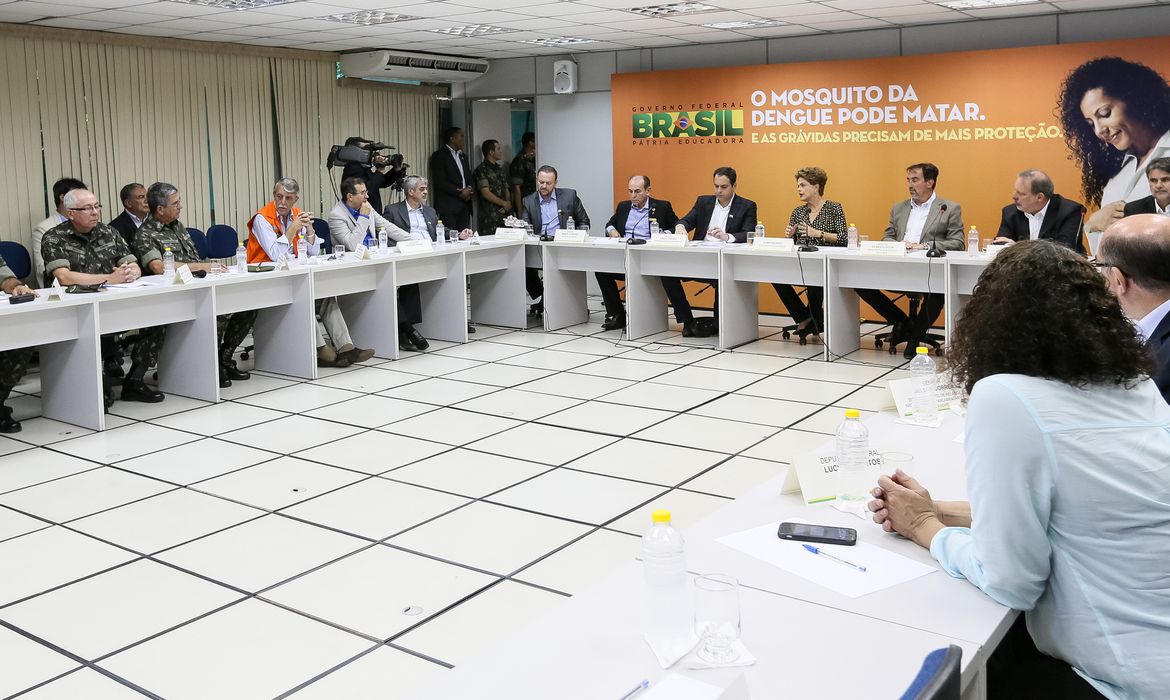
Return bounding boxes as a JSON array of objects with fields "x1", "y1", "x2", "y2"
[{"x1": 611, "y1": 36, "x2": 1170, "y2": 242}]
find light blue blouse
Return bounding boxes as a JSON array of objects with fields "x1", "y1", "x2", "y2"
[{"x1": 931, "y1": 374, "x2": 1170, "y2": 700}]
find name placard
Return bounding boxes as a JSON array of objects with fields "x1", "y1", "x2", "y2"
[
  {"x1": 887, "y1": 373, "x2": 964, "y2": 418},
  {"x1": 47, "y1": 278, "x2": 63, "y2": 301},
  {"x1": 553, "y1": 229, "x2": 588, "y2": 243},
  {"x1": 493, "y1": 228, "x2": 527, "y2": 241},
  {"x1": 782, "y1": 449, "x2": 884, "y2": 504},
  {"x1": 647, "y1": 232, "x2": 687, "y2": 247},
  {"x1": 353, "y1": 244, "x2": 373, "y2": 260},
  {"x1": 984, "y1": 243, "x2": 1008, "y2": 257},
  {"x1": 174, "y1": 264, "x2": 195, "y2": 285},
  {"x1": 860, "y1": 240, "x2": 907, "y2": 257},
  {"x1": 396, "y1": 239, "x2": 433, "y2": 255},
  {"x1": 752, "y1": 237, "x2": 796, "y2": 252}
]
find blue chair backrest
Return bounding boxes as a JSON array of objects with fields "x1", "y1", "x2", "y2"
[
  {"x1": 206, "y1": 224, "x2": 240, "y2": 259},
  {"x1": 312, "y1": 218, "x2": 332, "y2": 254},
  {"x1": 0, "y1": 241, "x2": 32, "y2": 281},
  {"x1": 900, "y1": 646, "x2": 961, "y2": 700},
  {"x1": 187, "y1": 228, "x2": 209, "y2": 259}
]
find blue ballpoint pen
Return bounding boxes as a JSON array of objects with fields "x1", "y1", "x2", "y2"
[
  {"x1": 619, "y1": 679, "x2": 650, "y2": 699},
  {"x1": 802, "y1": 543, "x2": 867, "y2": 572}
]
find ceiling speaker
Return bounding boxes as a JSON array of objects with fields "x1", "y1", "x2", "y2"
[{"x1": 553, "y1": 60, "x2": 577, "y2": 95}]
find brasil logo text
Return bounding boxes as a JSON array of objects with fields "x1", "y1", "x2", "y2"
[{"x1": 632, "y1": 110, "x2": 745, "y2": 139}]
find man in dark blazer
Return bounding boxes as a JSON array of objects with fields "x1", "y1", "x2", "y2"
[
  {"x1": 519, "y1": 165, "x2": 590, "y2": 314},
  {"x1": 856, "y1": 162, "x2": 964, "y2": 358},
  {"x1": 1123, "y1": 157, "x2": 1170, "y2": 218},
  {"x1": 1098, "y1": 214, "x2": 1170, "y2": 404},
  {"x1": 109, "y1": 182, "x2": 148, "y2": 247},
  {"x1": 596, "y1": 174, "x2": 678, "y2": 330},
  {"x1": 993, "y1": 170, "x2": 1086, "y2": 253},
  {"x1": 662, "y1": 166, "x2": 757, "y2": 337},
  {"x1": 428, "y1": 127, "x2": 473, "y2": 231}
]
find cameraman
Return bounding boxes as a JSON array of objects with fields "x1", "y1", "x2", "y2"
[{"x1": 341, "y1": 136, "x2": 398, "y2": 215}]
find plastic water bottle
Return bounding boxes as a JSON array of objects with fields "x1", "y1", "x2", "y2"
[
  {"x1": 435, "y1": 221, "x2": 446, "y2": 247},
  {"x1": 377, "y1": 228, "x2": 388, "y2": 253},
  {"x1": 235, "y1": 240, "x2": 247, "y2": 273},
  {"x1": 642, "y1": 509, "x2": 689, "y2": 643},
  {"x1": 296, "y1": 232, "x2": 307, "y2": 262},
  {"x1": 909, "y1": 347, "x2": 939, "y2": 425},
  {"x1": 755, "y1": 222, "x2": 765, "y2": 241},
  {"x1": 162, "y1": 247, "x2": 174, "y2": 282},
  {"x1": 524, "y1": 221, "x2": 534, "y2": 238},
  {"x1": 847, "y1": 223, "x2": 859, "y2": 249},
  {"x1": 835, "y1": 409, "x2": 870, "y2": 503},
  {"x1": 566, "y1": 216, "x2": 575, "y2": 231},
  {"x1": 967, "y1": 225, "x2": 980, "y2": 253},
  {"x1": 650, "y1": 217, "x2": 660, "y2": 237}
]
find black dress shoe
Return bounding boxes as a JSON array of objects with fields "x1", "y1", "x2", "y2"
[
  {"x1": 529, "y1": 301, "x2": 543, "y2": 316},
  {"x1": 0, "y1": 407, "x2": 20, "y2": 434},
  {"x1": 221, "y1": 361, "x2": 250, "y2": 381},
  {"x1": 104, "y1": 359, "x2": 125, "y2": 379},
  {"x1": 405, "y1": 326, "x2": 430, "y2": 351},
  {"x1": 468, "y1": 323, "x2": 476, "y2": 334},
  {"x1": 693, "y1": 317, "x2": 718, "y2": 337},
  {"x1": 218, "y1": 374, "x2": 232, "y2": 389},
  {"x1": 601, "y1": 314, "x2": 626, "y2": 331},
  {"x1": 682, "y1": 320, "x2": 697, "y2": 337},
  {"x1": 121, "y1": 379, "x2": 165, "y2": 403},
  {"x1": 904, "y1": 342, "x2": 920, "y2": 360},
  {"x1": 399, "y1": 338, "x2": 418, "y2": 352}
]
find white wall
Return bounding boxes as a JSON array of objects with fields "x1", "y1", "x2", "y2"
[{"x1": 535, "y1": 92, "x2": 613, "y2": 237}]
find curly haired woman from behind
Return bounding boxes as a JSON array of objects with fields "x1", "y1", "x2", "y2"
[
  {"x1": 869, "y1": 240, "x2": 1170, "y2": 700},
  {"x1": 1058, "y1": 56, "x2": 1170, "y2": 234}
]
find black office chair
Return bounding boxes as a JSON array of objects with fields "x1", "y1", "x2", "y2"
[
  {"x1": 0, "y1": 241, "x2": 32, "y2": 282},
  {"x1": 312, "y1": 218, "x2": 332, "y2": 254},
  {"x1": 872, "y1": 293, "x2": 944, "y2": 357},
  {"x1": 899, "y1": 645, "x2": 962, "y2": 700},
  {"x1": 187, "y1": 228, "x2": 209, "y2": 259},
  {"x1": 206, "y1": 224, "x2": 240, "y2": 260}
]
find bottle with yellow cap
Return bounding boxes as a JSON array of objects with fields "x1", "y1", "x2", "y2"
[
  {"x1": 909, "y1": 345, "x2": 939, "y2": 425},
  {"x1": 642, "y1": 509, "x2": 689, "y2": 644},
  {"x1": 847, "y1": 223, "x2": 859, "y2": 249},
  {"x1": 835, "y1": 407, "x2": 870, "y2": 502}
]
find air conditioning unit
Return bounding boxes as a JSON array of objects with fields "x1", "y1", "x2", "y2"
[{"x1": 340, "y1": 50, "x2": 490, "y2": 84}]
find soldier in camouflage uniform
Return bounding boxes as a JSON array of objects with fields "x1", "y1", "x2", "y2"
[
  {"x1": 42, "y1": 188, "x2": 167, "y2": 405},
  {"x1": 473, "y1": 139, "x2": 513, "y2": 236},
  {"x1": 0, "y1": 251, "x2": 35, "y2": 433},
  {"x1": 132, "y1": 182, "x2": 256, "y2": 388},
  {"x1": 508, "y1": 131, "x2": 537, "y2": 214}
]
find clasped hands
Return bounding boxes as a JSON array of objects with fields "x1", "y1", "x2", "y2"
[{"x1": 868, "y1": 469, "x2": 946, "y2": 549}]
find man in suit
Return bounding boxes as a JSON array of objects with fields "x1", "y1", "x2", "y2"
[
  {"x1": 596, "y1": 174, "x2": 678, "y2": 330},
  {"x1": 384, "y1": 175, "x2": 474, "y2": 336},
  {"x1": 519, "y1": 165, "x2": 590, "y2": 315},
  {"x1": 109, "y1": 182, "x2": 149, "y2": 247},
  {"x1": 428, "y1": 127, "x2": 473, "y2": 231},
  {"x1": 1123, "y1": 158, "x2": 1170, "y2": 217},
  {"x1": 993, "y1": 170, "x2": 1086, "y2": 253},
  {"x1": 663, "y1": 166, "x2": 757, "y2": 338},
  {"x1": 0, "y1": 251, "x2": 35, "y2": 433},
  {"x1": 341, "y1": 136, "x2": 399, "y2": 216},
  {"x1": 856, "y1": 162, "x2": 964, "y2": 358},
  {"x1": 1099, "y1": 214, "x2": 1170, "y2": 405},
  {"x1": 329, "y1": 177, "x2": 429, "y2": 352}
]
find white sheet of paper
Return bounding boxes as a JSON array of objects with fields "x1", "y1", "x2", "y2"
[
  {"x1": 716, "y1": 520, "x2": 936, "y2": 598},
  {"x1": 641, "y1": 674, "x2": 753, "y2": 700},
  {"x1": 592, "y1": 236, "x2": 625, "y2": 245}
]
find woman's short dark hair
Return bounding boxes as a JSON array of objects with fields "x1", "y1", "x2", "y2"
[
  {"x1": 948, "y1": 240, "x2": 1153, "y2": 396},
  {"x1": 795, "y1": 166, "x2": 828, "y2": 195},
  {"x1": 1057, "y1": 57, "x2": 1170, "y2": 206}
]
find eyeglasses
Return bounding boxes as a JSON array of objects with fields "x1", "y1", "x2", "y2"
[
  {"x1": 68, "y1": 204, "x2": 103, "y2": 212},
  {"x1": 1093, "y1": 259, "x2": 1127, "y2": 277}
]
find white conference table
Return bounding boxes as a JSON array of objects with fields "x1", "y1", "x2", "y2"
[
  {"x1": 540, "y1": 239, "x2": 626, "y2": 331},
  {"x1": 0, "y1": 241, "x2": 526, "y2": 429},
  {"x1": 409, "y1": 561, "x2": 981, "y2": 700},
  {"x1": 627, "y1": 243, "x2": 722, "y2": 340},
  {"x1": 720, "y1": 246, "x2": 830, "y2": 355}
]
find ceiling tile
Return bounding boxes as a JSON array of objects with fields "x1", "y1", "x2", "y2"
[
  {"x1": 736, "y1": 23, "x2": 823, "y2": 36},
  {"x1": 265, "y1": 17, "x2": 348, "y2": 31},
  {"x1": 669, "y1": 10, "x2": 764, "y2": 24},
  {"x1": 31, "y1": 17, "x2": 130, "y2": 29},
  {"x1": 0, "y1": 1, "x2": 63, "y2": 22},
  {"x1": 136, "y1": 15, "x2": 240, "y2": 31},
  {"x1": 800, "y1": 16, "x2": 893, "y2": 29},
  {"x1": 824, "y1": 0, "x2": 931, "y2": 9},
  {"x1": 132, "y1": 1, "x2": 237, "y2": 18}
]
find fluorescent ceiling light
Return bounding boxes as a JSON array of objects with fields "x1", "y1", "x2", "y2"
[
  {"x1": 428, "y1": 25, "x2": 516, "y2": 37},
  {"x1": 322, "y1": 10, "x2": 421, "y2": 25},
  {"x1": 940, "y1": 0, "x2": 1039, "y2": 8},
  {"x1": 517, "y1": 37, "x2": 598, "y2": 46},
  {"x1": 626, "y1": 2, "x2": 719, "y2": 17},
  {"x1": 165, "y1": 0, "x2": 302, "y2": 8},
  {"x1": 702, "y1": 19, "x2": 782, "y2": 29}
]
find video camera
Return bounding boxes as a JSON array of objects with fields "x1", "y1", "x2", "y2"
[{"x1": 327, "y1": 137, "x2": 410, "y2": 191}]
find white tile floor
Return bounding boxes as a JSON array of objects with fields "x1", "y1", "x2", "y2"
[{"x1": 0, "y1": 302, "x2": 910, "y2": 699}]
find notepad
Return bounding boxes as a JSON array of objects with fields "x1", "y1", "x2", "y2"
[{"x1": 716, "y1": 520, "x2": 936, "y2": 598}]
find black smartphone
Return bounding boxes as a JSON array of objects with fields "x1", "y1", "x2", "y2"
[{"x1": 777, "y1": 522, "x2": 857, "y2": 546}]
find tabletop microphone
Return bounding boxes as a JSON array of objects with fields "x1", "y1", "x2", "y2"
[
  {"x1": 1076, "y1": 205, "x2": 1088, "y2": 255},
  {"x1": 926, "y1": 204, "x2": 948, "y2": 258}
]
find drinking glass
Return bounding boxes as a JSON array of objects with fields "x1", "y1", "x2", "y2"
[
  {"x1": 981, "y1": 238, "x2": 992, "y2": 254},
  {"x1": 881, "y1": 451, "x2": 914, "y2": 475},
  {"x1": 694, "y1": 573, "x2": 740, "y2": 664},
  {"x1": 333, "y1": 244, "x2": 345, "y2": 259}
]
